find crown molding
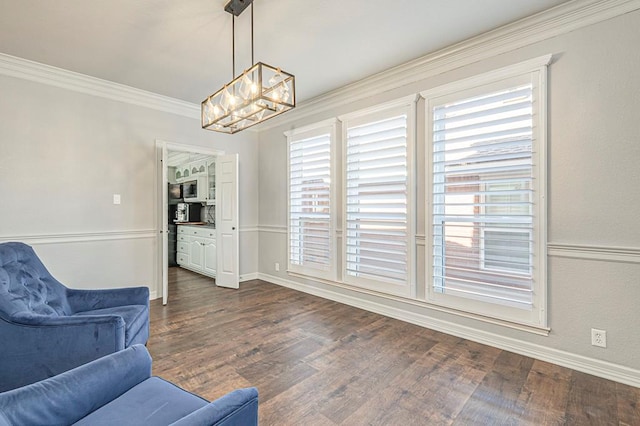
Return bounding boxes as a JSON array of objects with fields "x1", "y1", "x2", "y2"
[
  {"x1": 0, "y1": 53, "x2": 200, "y2": 119},
  {"x1": 257, "y1": 0, "x2": 640, "y2": 131},
  {"x1": 1, "y1": 0, "x2": 638, "y2": 125}
]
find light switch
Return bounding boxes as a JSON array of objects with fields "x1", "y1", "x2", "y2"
[{"x1": 113, "y1": 194, "x2": 121, "y2": 205}]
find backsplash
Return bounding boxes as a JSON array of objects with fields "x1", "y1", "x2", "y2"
[{"x1": 204, "y1": 205, "x2": 215, "y2": 226}]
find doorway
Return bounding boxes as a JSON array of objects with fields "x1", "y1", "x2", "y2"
[{"x1": 156, "y1": 140, "x2": 239, "y2": 305}]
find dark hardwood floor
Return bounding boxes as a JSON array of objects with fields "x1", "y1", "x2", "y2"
[{"x1": 148, "y1": 268, "x2": 640, "y2": 425}]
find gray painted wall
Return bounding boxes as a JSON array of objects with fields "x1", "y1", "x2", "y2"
[
  {"x1": 0, "y1": 3, "x2": 637, "y2": 383},
  {"x1": 0, "y1": 74, "x2": 259, "y2": 298},
  {"x1": 257, "y1": 10, "x2": 640, "y2": 372}
]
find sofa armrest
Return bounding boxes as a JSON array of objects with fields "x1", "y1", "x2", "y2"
[
  {"x1": 0, "y1": 345, "x2": 152, "y2": 426},
  {"x1": 67, "y1": 286, "x2": 150, "y2": 312},
  {"x1": 170, "y1": 387, "x2": 259, "y2": 426}
]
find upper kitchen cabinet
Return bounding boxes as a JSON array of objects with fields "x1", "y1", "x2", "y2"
[
  {"x1": 175, "y1": 166, "x2": 189, "y2": 181},
  {"x1": 207, "y1": 160, "x2": 216, "y2": 205},
  {"x1": 175, "y1": 159, "x2": 209, "y2": 183},
  {"x1": 190, "y1": 160, "x2": 207, "y2": 177}
]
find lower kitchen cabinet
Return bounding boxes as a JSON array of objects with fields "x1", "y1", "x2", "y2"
[
  {"x1": 203, "y1": 239, "x2": 217, "y2": 276},
  {"x1": 188, "y1": 238, "x2": 204, "y2": 270},
  {"x1": 177, "y1": 225, "x2": 216, "y2": 278}
]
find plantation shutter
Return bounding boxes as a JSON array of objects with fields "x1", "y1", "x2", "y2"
[
  {"x1": 431, "y1": 83, "x2": 535, "y2": 309},
  {"x1": 289, "y1": 131, "x2": 333, "y2": 274},
  {"x1": 345, "y1": 114, "x2": 409, "y2": 287}
]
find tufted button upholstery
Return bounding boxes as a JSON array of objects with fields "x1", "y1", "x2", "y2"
[{"x1": 0, "y1": 242, "x2": 71, "y2": 319}]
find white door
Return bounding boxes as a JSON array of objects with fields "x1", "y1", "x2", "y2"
[
  {"x1": 161, "y1": 144, "x2": 169, "y2": 305},
  {"x1": 215, "y1": 154, "x2": 239, "y2": 289}
]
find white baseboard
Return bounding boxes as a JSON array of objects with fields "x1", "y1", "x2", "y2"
[
  {"x1": 149, "y1": 291, "x2": 158, "y2": 300},
  {"x1": 240, "y1": 273, "x2": 259, "y2": 282},
  {"x1": 257, "y1": 272, "x2": 640, "y2": 388}
]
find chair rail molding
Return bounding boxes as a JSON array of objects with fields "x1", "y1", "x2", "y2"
[
  {"x1": 0, "y1": 229, "x2": 156, "y2": 245},
  {"x1": 547, "y1": 243, "x2": 640, "y2": 264},
  {"x1": 258, "y1": 225, "x2": 287, "y2": 234}
]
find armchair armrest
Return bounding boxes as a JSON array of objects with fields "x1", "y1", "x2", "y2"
[
  {"x1": 12, "y1": 311, "x2": 124, "y2": 327},
  {"x1": 170, "y1": 387, "x2": 259, "y2": 426},
  {"x1": 0, "y1": 313, "x2": 126, "y2": 391},
  {"x1": 67, "y1": 286, "x2": 149, "y2": 313},
  {"x1": 0, "y1": 345, "x2": 151, "y2": 426}
]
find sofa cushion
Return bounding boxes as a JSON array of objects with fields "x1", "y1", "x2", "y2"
[
  {"x1": 73, "y1": 377, "x2": 209, "y2": 426},
  {"x1": 73, "y1": 305, "x2": 148, "y2": 346}
]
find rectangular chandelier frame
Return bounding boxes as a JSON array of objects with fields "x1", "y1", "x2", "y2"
[{"x1": 202, "y1": 62, "x2": 295, "y2": 134}]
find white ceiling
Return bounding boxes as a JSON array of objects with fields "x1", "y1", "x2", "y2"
[{"x1": 0, "y1": 0, "x2": 571, "y2": 105}]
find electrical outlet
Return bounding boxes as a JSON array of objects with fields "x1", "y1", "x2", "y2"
[
  {"x1": 275, "y1": 262, "x2": 280, "y2": 272},
  {"x1": 113, "y1": 194, "x2": 121, "y2": 205},
  {"x1": 591, "y1": 328, "x2": 607, "y2": 348}
]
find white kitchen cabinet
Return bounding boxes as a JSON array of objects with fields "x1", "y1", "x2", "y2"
[
  {"x1": 176, "y1": 225, "x2": 216, "y2": 278},
  {"x1": 203, "y1": 239, "x2": 217, "y2": 276},
  {"x1": 188, "y1": 238, "x2": 204, "y2": 270},
  {"x1": 206, "y1": 160, "x2": 216, "y2": 205},
  {"x1": 176, "y1": 160, "x2": 208, "y2": 183},
  {"x1": 175, "y1": 166, "x2": 190, "y2": 182}
]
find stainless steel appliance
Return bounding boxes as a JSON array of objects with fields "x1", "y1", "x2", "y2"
[
  {"x1": 175, "y1": 203, "x2": 202, "y2": 223},
  {"x1": 182, "y1": 177, "x2": 208, "y2": 202}
]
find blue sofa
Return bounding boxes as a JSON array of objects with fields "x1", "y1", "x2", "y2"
[
  {"x1": 0, "y1": 345, "x2": 259, "y2": 425},
  {"x1": 0, "y1": 242, "x2": 150, "y2": 392}
]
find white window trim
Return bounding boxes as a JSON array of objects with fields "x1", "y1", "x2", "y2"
[
  {"x1": 421, "y1": 55, "x2": 550, "y2": 329},
  {"x1": 285, "y1": 118, "x2": 339, "y2": 281},
  {"x1": 338, "y1": 95, "x2": 418, "y2": 298}
]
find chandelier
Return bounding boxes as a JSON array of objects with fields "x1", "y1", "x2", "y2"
[{"x1": 201, "y1": 0, "x2": 295, "y2": 134}]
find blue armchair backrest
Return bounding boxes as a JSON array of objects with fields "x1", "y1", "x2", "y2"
[{"x1": 0, "y1": 242, "x2": 71, "y2": 320}]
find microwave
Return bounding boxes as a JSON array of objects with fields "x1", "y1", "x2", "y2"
[{"x1": 182, "y1": 177, "x2": 208, "y2": 202}]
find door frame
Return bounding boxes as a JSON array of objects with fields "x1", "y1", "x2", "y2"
[{"x1": 155, "y1": 139, "x2": 224, "y2": 305}]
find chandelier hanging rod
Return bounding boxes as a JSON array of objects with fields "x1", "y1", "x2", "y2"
[{"x1": 230, "y1": 1, "x2": 254, "y2": 80}]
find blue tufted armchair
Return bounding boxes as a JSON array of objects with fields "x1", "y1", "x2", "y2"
[{"x1": 0, "y1": 242, "x2": 150, "y2": 392}]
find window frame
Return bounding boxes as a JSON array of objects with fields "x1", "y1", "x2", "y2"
[
  {"x1": 339, "y1": 96, "x2": 417, "y2": 298},
  {"x1": 285, "y1": 118, "x2": 339, "y2": 281},
  {"x1": 421, "y1": 55, "x2": 550, "y2": 328}
]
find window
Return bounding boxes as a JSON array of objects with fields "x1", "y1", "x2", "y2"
[
  {"x1": 422, "y1": 56, "x2": 549, "y2": 327},
  {"x1": 286, "y1": 120, "x2": 337, "y2": 280},
  {"x1": 340, "y1": 98, "x2": 416, "y2": 297}
]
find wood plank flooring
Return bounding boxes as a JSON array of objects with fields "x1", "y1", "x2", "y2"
[{"x1": 148, "y1": 268, "x2": 640, "y2": 425}]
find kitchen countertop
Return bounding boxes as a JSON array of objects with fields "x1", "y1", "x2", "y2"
[{"x1": 175, "y1": 222, "x2": 215, "y2": 229}]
